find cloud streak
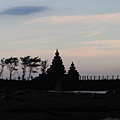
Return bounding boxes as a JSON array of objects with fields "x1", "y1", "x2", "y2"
[
  {"x1": 86, "y1": 32, "x2": 102, "y2": 37},
  {"x1": 84, "y1": 40, "x2": 120, "y2": 48},
  {"x1": 60, "y1": 40, "x2": 120, "y2": 58},
  {"x1": 1, "y1": 6, "x2": 48, "y2": 15},
  {"x1": 27, "y1": 13, "x2": 120, "y2": 24}
]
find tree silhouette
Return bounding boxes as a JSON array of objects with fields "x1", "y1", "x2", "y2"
[
  {"x1": 0, "y1": 58, "x2": 5, "y2": 78},
  {"x1": 27, "y1": 56, "x2": 41, "y2": 80},
  {"x1": 20, "y1": 56, "x2": 30, "y2": 81},
  {"x1": 41, "y1": 60, "x2": 48, "y2": 74},
  {"x1": 5, "y1": 57, "x2": 19, "y2": 80}
]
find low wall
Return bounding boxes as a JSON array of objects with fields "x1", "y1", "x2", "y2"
[
  {"x1": 0, "y1": 79, "x2": 120, "y2": 91},
  {"x1": 79, "y1": 80, "x2": 120, "y2": 90}
]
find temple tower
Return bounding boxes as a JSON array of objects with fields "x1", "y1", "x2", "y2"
[
  {"x1": 47, "y1": 49, "x2": 66, "y2": 89},
  {"x1": 62, "y1": 62, "x2": 80, "y2": 90},
  {"x1": 68, "y1": 62, "x2": 79, "y2": 80}
]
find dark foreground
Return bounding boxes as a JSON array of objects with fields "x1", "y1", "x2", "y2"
[{"x1": 0, "y1": 91, "x2": 120, "y2": 120}]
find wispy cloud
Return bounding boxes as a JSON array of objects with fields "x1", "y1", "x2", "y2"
[
  {"x1": 1, "y1": 6, "x2": 48, "y2": 15},
  {"x1": 26, "y1": 13, "x2": 120, "y2": 25},
  {"x1": 84, "y1": 40, "x2": 120, "y2": 48},
  {"x1": 0, "y1": 48, "x2": 54, "y2": 60},
  {"x1": 86, "y1": 31, "x2": 102, "y2": 37},
  {"x1": 61, "y1": 40, "x2": 120, "y2": 58},
  {"x1": 0, "y1": 38, "x2": 57, "y2": 52}
]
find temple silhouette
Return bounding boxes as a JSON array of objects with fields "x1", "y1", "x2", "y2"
[
  {"x1": 47, "y1": 49, "x2": 66, "y2": 89},
  {"x1": 34, "y1": 49, "x2": 80, "y2": 90}
]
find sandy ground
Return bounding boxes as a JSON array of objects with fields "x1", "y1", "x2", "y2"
[{"x1": 0, "y1": 91, "x2": 120, "y2": 120}]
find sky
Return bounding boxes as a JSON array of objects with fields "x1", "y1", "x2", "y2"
[{"x1": 0, "y1": 0, "x2": 120, "y2": 78}]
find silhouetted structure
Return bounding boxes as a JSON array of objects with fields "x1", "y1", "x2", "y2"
[
  {"x1": 47, "y1": 49, "x2": 66, "y2": 89},
  {"x1": 0, "y1": 49, "x2": 119, "y2": 91},
  {"x1": 62, "y1": 62, "x2": 80, "y2": 90},
  {"x1": 32, "y1": 49, "x2": 81, "y2": 90},
  {"x1": 68, "y1": 62, "x2": 79, "y2": 80}
]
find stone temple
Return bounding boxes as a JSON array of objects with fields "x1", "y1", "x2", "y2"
[{"x1": 34, "y1": 49, "x2": 80, "y2": 90}]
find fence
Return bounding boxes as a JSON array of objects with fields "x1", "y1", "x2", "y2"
[{"x1": 79, "y1": 75, "x2": 119, "y2": 80}]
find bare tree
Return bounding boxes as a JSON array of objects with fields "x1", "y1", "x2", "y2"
[
  {"x1": 5, "y1": 57, "x2": 19, "y2": 80},
  {"x1": 0, "y1": 58, "x2": 5, "y2": 78},
  {"x1": 41, "y1": 60, "x2": 48, "y2": 74}
]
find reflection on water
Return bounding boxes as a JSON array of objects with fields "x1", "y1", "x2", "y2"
[
  {"x1": 74, "y1": 91, "x2": 107, "y2": 94},
  {"x1": 49, "y1": 90, "x2": 107, "y2": 94},
  {"x1": 101, "y1": 117, "x2": 120, "y2": 120}
]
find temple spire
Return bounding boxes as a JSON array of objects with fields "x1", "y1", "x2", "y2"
[
  {"x1": 55, "y1": 49, "x2": 59, "y2": 56},
  {"x1": 71, "y1": 62, "x2": 74, "y2": 67},
  {"x1": 47, "y1": 49, "x2": 66, "y2": 89},
  {"x1": 68, "y1": 62, "x2": 79, "y2": 80}
]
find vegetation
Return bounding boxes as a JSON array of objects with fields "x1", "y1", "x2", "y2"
[
  {"x1": 20, "y1": 56, "x2": 30, "y2": 81},
  {"x1": 4, "y1": 57, "x2": 19, "y2": 80},
  {"x1": 0, "y1": 50, "x2": 80, "y2": 90},
  {"x1": 0, "y1": 58, "x2": 5, "y2": 78},
  {"x1": 0, "y1": 50, "x2": 119, "y2": 91},
  {"x1": 27, "y1": 56, "x2": 41, "y2": 80},
  {"x1": 0, "y1": 56, "x2": 48, "y2": 80},
  {"x1": 41, "y1": 60, "x2": 48, "y2": 74}
]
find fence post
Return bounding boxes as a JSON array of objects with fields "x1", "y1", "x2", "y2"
[
  {"x1": 102, "y1": 75, "x2": 104, "y2": 80},
  {"x1": 107, "y1": 75, "x2": 109, "y2": 80},
  {"x1": 87, "y1": 75, "x2": 89, "y2": 80},
  {"x1": 98, "y1": 76, "x2": 100, "y2": 80},
  {"x1": 79, "y1": 75, "x2": 81, "y2": 80},
  {"x1": 117, "y1": 75, "x2": 119, "y2": 80},
  {"x1": 112, "y1": 75, "x2": 114, "y2": 80},
  {"x1": 82, "y1": 76, "x2": 84, "y2": 80}
]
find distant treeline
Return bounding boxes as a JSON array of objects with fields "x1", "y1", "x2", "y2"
[{"x1": 0, "y1": 56, "x2": 48, "y2": 80}]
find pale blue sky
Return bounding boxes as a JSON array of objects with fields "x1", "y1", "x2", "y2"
[{"x1": 0, "y1": 0, "x2": 120, "y2": 77}]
